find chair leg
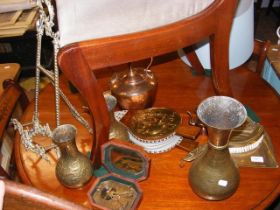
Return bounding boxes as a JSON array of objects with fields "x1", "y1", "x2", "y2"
[
  {"x1": 206, "y1": 0, "x2": 237, "y2": 97},
  {"x1": 266, "y1": 0, "x2": 275, "y2": 15},
  {"x1": 58, "y1": 47, "x2": 110, "y2": 168},
  {"x1": 254, "y1": 0, "x2": 263, "y2": 34},
  {"x1": 209, "y1": 35, "x2": 232, "y2": 96},
  {"x1": 183, "y1": 46, "x2": 205, "y2": 75},
  {"x1": 253, "y1": 39, "x2": 271, "y2": 74},
  {"x1": 3, "y1": 79, "x2": 29, "y2": 110}
]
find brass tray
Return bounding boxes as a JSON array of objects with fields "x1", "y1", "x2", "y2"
[
  {"x1": 127, "y1": 108, "x2": 181, "y2": 142},
  {"x1": 229, "y1": 117, "x2": 278, "y2": 168},
  {"x1": 229, "y1": 117, "x2": 264, "y2": 148}
]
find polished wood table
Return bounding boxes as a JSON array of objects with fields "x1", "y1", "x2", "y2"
[{"x1": 15, "y1": 54, "x2": 280, "y2": 209}]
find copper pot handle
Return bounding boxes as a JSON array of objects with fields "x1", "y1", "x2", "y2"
[{"x1": 128, "y1": 57, "x2": 154, "y2": 73}]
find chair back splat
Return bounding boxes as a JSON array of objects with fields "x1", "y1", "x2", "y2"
[{"x1": 57, "y1": 0, "x2": 238, "y2": 167}]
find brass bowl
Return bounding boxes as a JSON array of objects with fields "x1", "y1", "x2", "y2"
[{"x1": 127, "y1": 107, "x2": 181, "y2": 142}]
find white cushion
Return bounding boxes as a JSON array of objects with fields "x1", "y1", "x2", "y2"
[
  {"x1": 0, "y1": 0, "x2": 36, "y2": 13},
  {"x1": 55, "y1": 0, "x2": 215, "y2": 47}
]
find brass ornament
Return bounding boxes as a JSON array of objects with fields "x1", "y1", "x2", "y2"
[
  {"x1": 188, "y1": 96, "x2": 247, "y2": 200},
  {"x1": 104, "y1": 93, "x2": 130, "y2": 142},
  {"x1": 128, "y1": 107, "x2": 181, "y2": 141},
  {"x1": 53, "y1": 124, "x2": 92, "y2": 188},
  {"x1": 11, "y1": 0, "x2": 92, "y2": 162},
  {"x1": 229, "y1": 118, "x2": 279, "y2": 168},
  {"x1": 93, "y1": 180, "x2": 137, "y2": 210},
  {"x1": 88, "y1": 140, "x2": 148, "y2": 209},
  {"x1": 180, "y1": 118, "x2": 279, "y2": 168},
  {"x1": 229, "y1": 117, "x2": 264, "y2": 151},
  {"x1": 89, "y1": 175, "x2": 142, "y2": 210}
]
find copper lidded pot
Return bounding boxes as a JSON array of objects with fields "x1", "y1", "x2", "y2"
[{"x1": 110, "y1": 66, "x2": 157, "y2": 110}]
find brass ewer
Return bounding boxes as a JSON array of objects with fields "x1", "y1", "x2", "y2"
[
  {"x1": 110, "y1": 59, "x2": 157, "y2": 110},
  {"x1": 53, "y1": 124, "x2": 92, "y2": 188},
  {"x1": 188, "y1": 96, "x2": 247, "y2": 200},
  {"x1": 104, "y1": 93, "x2": 130, "y2": 141}
]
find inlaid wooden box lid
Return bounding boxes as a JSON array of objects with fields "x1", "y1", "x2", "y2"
[{"x1": 88, "y1": 139, "x2": 150, "y2": 209}]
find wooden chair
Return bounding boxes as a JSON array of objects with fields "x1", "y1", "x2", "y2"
[
  {"x1": 0, "y1": 79, "x2": 28, "y2": 179},
  {"x1": 55, "y1": 0, "x2": 238, "y2": 167},
  {"x1": 0, "y1": 63, "x2": 21, "y2": 96},
  {"x1": 0, "y1": 178, "x2": 88, "y2": 210},
  {"x1": 252, "y1": 39, "x2": 271, "y2": 74},
  {"x1": 183, "y1": 39, "x2": 271, "y2": 75}
]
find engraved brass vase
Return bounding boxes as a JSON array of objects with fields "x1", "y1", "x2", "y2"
[
  {"x1": 104, "y1": 93, "x2": 130, "y2": 141},
  {"x1": 188, "y1": 96, "x2": 247, "y2": 200},
  {"x1": 110, "y1": 67, "x2": 157, "y2": 110},
  {"x1": 53, "y1": 124, "x2": 92, "y2": 188}
]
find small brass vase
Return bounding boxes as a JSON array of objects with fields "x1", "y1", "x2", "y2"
[
  {"x1": 104, "y1": 93, "x2": 130, "y2": 141},
  {"x1": 53, "y1": 124, "x2": 92, "y2": 188},
  {"x1": 188, "y1": 96, "x2": 247, "y2": 200}
]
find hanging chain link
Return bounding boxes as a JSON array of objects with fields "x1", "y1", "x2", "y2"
[
  {"x1": 37, "y1": 0, "x2": 92, "y2": 132},
  {"x1": 34, "y1": 16, "x2": 44, "y2": 124},
  {"x1": 53, "y1": 36, "x2": 60, "y2": 126},
  {"x1": 37, "y1": 0, "x2": 60, "y2": 126}
]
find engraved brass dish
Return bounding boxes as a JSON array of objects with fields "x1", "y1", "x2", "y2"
[
  {"x1": 88, "y1": 140, "x2": 149, "y2": 209},
  {"x1": 128, "y1": 108, "x2": 181, "y2": 141},
  {"x1": 88, "y1": 174, "x2": 142, "y2": 210}
]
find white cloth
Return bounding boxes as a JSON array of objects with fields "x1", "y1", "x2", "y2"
[
  {"x1": 0, "y1": 0, "x2": 36, "y2": 13},
  {"x1": 55, "y1": 0, "x2": 214, "y2": 47}
]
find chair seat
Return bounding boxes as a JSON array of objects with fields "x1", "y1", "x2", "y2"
[{"x1": 55, "y1": 0, "x2": 214, "y2": 47}]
